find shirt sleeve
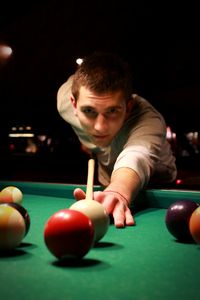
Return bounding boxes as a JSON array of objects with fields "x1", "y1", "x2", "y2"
[{"x1": 113, "y1": 98, "x2": 169, "y2": 187}]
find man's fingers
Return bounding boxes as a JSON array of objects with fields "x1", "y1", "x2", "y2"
[
  {"x1": 113, "y1": 203, "x2": 125, "y2": 228},
  {"x1": 113, "y1": 203, "x2": 135, "y2": 228},
  {"x1": 73, "y1": 188, "x2": 86, "y2": 201},
  {"x1": 125, "y1": 208, "x2": 135, "y2": 226}
]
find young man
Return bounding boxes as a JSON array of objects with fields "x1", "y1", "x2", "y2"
[{"x1": 57, "y1": 52, "x2": 177, "y2": 228}]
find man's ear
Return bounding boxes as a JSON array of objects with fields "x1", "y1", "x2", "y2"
[
  {"x1": 70, "y1": 95, "x2": 78, "y2": 115},
  {"x1": 126, "y1": 98, "x2": 135, "y2": 116}
]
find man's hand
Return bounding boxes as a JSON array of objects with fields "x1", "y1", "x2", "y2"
[{"x1": 73, "y1": 188, "x2": 135, "y2": 228}]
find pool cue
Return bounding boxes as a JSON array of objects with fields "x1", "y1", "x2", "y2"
[{"x1": 85, "y1": 158, "x2": 95, "y2": 201}]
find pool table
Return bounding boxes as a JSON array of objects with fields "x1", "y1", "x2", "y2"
[{"x1": 0, "y1": 180, "x2": 200, "y2": 300}]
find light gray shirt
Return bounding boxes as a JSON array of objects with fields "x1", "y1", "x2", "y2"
[{"x1": 57, "y1": 76, "x2": 177, "y2": 187}]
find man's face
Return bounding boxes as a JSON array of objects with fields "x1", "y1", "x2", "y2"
[{"x1": 71, "y1": 86, "x2": 131, "y2": 147}]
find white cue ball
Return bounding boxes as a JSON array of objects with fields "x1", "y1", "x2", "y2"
[{"x1": 70, "y1": 200, "x2": 110, "y2": 243}]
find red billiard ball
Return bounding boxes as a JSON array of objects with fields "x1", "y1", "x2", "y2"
[
  {"x1": 44, "y1": 209, "x2": 94, "y2": 259},
  {"x1": 165, "y1": 199, "x2": 199, "y2": 242},
  {"x1": 0, "y1": 186, "x2": 23, "y2": 204},
  {"x1": 0, "y1": 203, "x2": 30, "y2": 236},
  {"x1": 189, "y1": 206, "x2": 200, "y2": 244},
  {"x1": 0, "y1": 205, "x2": 26, "y2": 251}
]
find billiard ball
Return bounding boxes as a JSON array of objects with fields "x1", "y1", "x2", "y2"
[
  {"x1": 44, "y1": 209, "x2": 94, "y2": 259},
  {"x1": 165, "y1": 199, "x2": 199, "y2": 242},
  {"x1": 70, "y1": 200, "x2": 110, "y2": 243},
  {"x1": 0, "y1": 203, "x2": 30, "y2": 236},
  {"x1": 189, "y1": 206, "x2": 200, "y2": 244},
  {"x1": 0, "y1": 205, "x2": 26, "y2": 251},
  {"x1": 0, "y1": 186, "x2": 23, "y2": 204}
]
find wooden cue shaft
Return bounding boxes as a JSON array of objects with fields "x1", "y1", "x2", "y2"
[{"x1": 86, "y1": 158, "x2": 95, "y2": 201}]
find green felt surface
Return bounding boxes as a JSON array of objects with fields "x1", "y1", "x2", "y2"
[{"x1": 0, "y1": 182, "x2": 200, "y2": 300}]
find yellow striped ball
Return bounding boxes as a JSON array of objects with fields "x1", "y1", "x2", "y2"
[{"x1": 0, "y1": 205, "x2": 25, "y2": 250}]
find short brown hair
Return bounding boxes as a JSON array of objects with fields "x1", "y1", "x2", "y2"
[{"x1": 71, "y1": 52, "x2": 133, "y2": 101}]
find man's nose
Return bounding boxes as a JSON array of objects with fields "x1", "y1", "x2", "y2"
[{"x1": 94, "y1": 114, "x2": 108, "y2": 133}]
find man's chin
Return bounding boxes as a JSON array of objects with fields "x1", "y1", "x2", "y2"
[
  {"x1": 95, "y1": 141, "x2": 111, "y2": 148},
  {"x1": 89, "y1": 134, "x2": 113, "y2": 147}
]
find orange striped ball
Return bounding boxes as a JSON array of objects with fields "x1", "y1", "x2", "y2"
[
  {"x1": 189, "y1": 206, "x2": 200, "y2": 244},
  {"x1": 0, "y1": 186, "x2": 23, "y2": 204}
]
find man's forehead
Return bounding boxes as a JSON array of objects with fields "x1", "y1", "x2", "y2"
[{"x1": 78, "y1": 86, "x2": 125, "y2": 105}]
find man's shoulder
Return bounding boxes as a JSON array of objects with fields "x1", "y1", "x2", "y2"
[
  {"x1": 57, "y1": 75, "x2": 74, "y2": 106},
  {"x1": 57, "y1": 75, "x2": 75, "y2": 122},
  {"x1": 132, "y1": 94, "x2": 162, "y2": 116},
  {"x1": 133, "y1": 94, "x2": 152, "y2": 107}
]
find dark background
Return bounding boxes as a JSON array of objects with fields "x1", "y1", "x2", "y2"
[{"x1": 0, "y1": 1, "x2": 199, "y2": 185}]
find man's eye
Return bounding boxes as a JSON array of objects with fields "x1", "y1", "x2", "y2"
[
  {"x1": 106, "y1": 108, "x2": 119, "y2": 115},
  {"x1": 108, "y1": 108, "x2": 117, "y2": 113},
  {"x1": 82, "y1": 108, "x2": 97, "y2": 116}
]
